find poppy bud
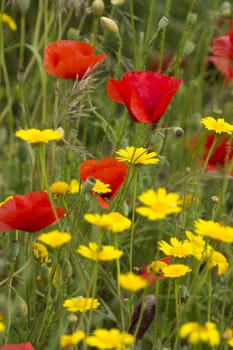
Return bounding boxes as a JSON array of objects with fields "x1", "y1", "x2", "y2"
[
  {"x1": 92, "y1": 0, "x2": 104, "y2": 16},
  {"x1": 219, "y1": 2, "x2": 232, "y2": 18},
  {"x1": 186, "y1": 12, "x2": 197, "y2": 25},
  {"x1": 15, "y1": 295, "x2": 28, "y2": 317},
  {"x1": 100, "y1": 17, "x2": 119, "y2": 34},
  {"x1": 128, "y1": 295, "x2": 156, "y2": 341},
  {"x1": 182, "y1": 40, "x2": 195, "y2": 56},
  {"x1": 18, "y1": 0, "x2": 30, "y2": 14},
  {"x1": 173, "y1": 127, "x2": 184, "y2": 138},
  {"x1": 158, "y1": 16, "x2": 169, "y2": 31},
  {"x1": 67, "y1": 314, "x2": 78, "y2": 323},
  {"x1": 67, "y1": 28, "x2": 80, "y2": 41}
]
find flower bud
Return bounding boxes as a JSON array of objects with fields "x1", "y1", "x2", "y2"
[
  {"x1": 219, "y1": 2, "x2": 232, "y2": 18},
  {"x1": 182, "y1": 40, "x2": 195, "y2": 56},
  {"x1": 100, "y1": 16, "x2": 119, "y2": 34},
  {"x1": 18, "y1": 0, "x2": 30, "y2": 14},
  {"x1": 15, "y1": 296, "x2": 28, "y2": 317},
  {"x1": 67, "y1": 28, "x2": 80, "y2": 41},
  {"x1": 111, "y1": 0, "x2": 125, "y2": 5},
  {"x1": 173, "y1": 127, "x2": 184, "y2": 138},
  {"x1": 186, "y1": 12, "x2": 197, "y2": 25},
  {"x1": 158, "y1": 16, "x2": 169, "y2": 31},
  {"x1": 92, "y1": 0, "x2": 104, "y2": 16}
]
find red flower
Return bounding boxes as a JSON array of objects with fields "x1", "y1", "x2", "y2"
[
  {"x1": 79, "y1": 157, "x2": 128, "y2": 209},
  {"x1": 208, "y1": 56, "x2": 233, "y2": 84},
  {"x1": 0, "y1": 191, "x2": 66, "y2": 233},
  {"x1": 0, "y1": 343, "x2": 34, "y2": 350},
  {"x1": 202, "y1": 134, "x2": 233, "y2": 174},
  {"x1": 106, "y1": 71, "x2": 182, "y2": 123},
  {"x1": 212, "y1": 28, "x2": 233, "y2": 60},
  {"x1": 43, "y1": 40, "x2": 106, "y2": 80},
  {"x1": 138, "y1": 256, "x2": 172, "y2": 286}
]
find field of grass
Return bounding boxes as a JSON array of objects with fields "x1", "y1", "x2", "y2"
[{"x1": 0, "y1": 0, "x2": 233, "y2": 349}]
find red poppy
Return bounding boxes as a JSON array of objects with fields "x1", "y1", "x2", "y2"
[
  {"x1": 202, "y1": 134, "x2": 233, "y2": 174},
  {"x1": 208, "y1": 56, "x2": 233, "y2": 84},
  {"x1": 79, "y1": 157, "x2": 128, "y2": 209},
  {"x1": 138, "y1": 256, "x2": 172, "y2": 286},
  {"x1": 43, "y1": 40, "x2": 106, "y2": 80},
  {"x1": 106, "y1": 71, "x2": 182, "y2": 123},
  {"x1": 0, "y1": 191, "x2": 66, "y2": 233},
  {"x1": 0, "y1": 343, "x2": 34, "y2": 350},
  {"x1": 212, "y1": 28, "x2": 233, "y2": 60}
]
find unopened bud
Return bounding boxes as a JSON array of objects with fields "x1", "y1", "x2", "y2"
[
  {"x1": 186, "y1": 12, "x2": 198, "y2": 25},
  {"x1": 92, "y1": 0, "x2": 104, "y2": 16},
  {"x1": 67, "y1": 28, "x2": 80, "y2": 41},
  {"x1": 219, "y1": 2, "x2": 232, "y2": 18},
  {"x1": 128, "y1": 295, "x2": 156, "y2": 341},
  {"x1": 182, "y1": 40, "x2": 195, "y2": 56},
  {"x1": 158, "y1": 16, "x2": 169, "y2": 31},
  {"x1": 173, "y1": 127, "x2": 184, "y2": 138},
  {"x1": 100, "y1": 17, "x2": 119, "y2": 34},
  {"x1": 211, "y1": 195, "x2": 219, "y2": 203},
  {"x1": 18, "y1": 0, "x2": 30, "y2": 14},
  {"x1": 67, "y1": 314, "x2": 78, "y2": 323},
  {"x1": 15, "y1": 296, "x2": 28, "y2": 317}
]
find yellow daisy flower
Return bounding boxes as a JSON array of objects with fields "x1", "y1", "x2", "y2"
[
  {"x1": 115, "y1": 146, "x2": 159, "y2": 165},
  {"x1": 179, "y1": 321, "x2": 220, "y2": 346},
  {"x1": 0, "y1": 13, "x2": 17, "y2": 31},
  {"x1": 136, "y1": 188, "x2": 182, "y2": 220},
  {"x1": 85, "y1": 328, "x2": 134, "y2": 350},
  {"x1": 194, "y1": 219, "x2": 233, "y2": 243},
  {"x1": 207, "y1": 250, "x2": 229, "y2": 275},
  {"x1": 185, "y1": 230, "x2": 212, "y2": 260},
  {"x1": 50, "y1": 179, "x2": 80, "y2": 197},
  {"x1": 32, "y1": 242, "x2": 51, "y2": 266},
  {"x1": 63, "y1": 297, "x2": 100, "y2": 312},
  {"x1": 38, "y1": 230, "x2": 72, "y2": 248},
  {"x1": 77, "y1": 242, "x2": 123, "y2": 261},
  {"x1": 84, "y1": 212, "x2": 131, "y2": 233},
  {"x1": 15, "y1": 128, "x2": 63, "y2": 144},
  {"x1": 201, "y1": 116, "x2": 233, "y2": 134},
  {"x1": 161, "y1": 264, "x2": 191, "y2": 278},
  {"x1": 92, "y1": 179, "x2": 111, "y2": 194},
  {"x1": 60, "y1": 330, "x2": 86, "y2": 348},
  {"x1": 118, "y1": 272, "x2": 147, "y2": 292},
  {"x1": 158, "y1": 237, "x2": 193, "y2": 258}
]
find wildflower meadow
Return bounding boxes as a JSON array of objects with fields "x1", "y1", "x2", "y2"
[{"x1": 1, "y1": 0, "x2": 233, "y2": 349}]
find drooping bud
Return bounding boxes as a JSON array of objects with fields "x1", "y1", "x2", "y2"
[
  {"x1": 182, "y1": 40, "x2": 195, "y2": 56},
  {"x1": 186, "y1": 12, "x2": 197, "y2": 25},
  {"x1": 100, "y1": 16, "x2": 119, "y2": 34},
  {"x1": 158, "y1": 16, "x2": 169, "y2": 31},
  {"x1": 92, "y1": 0, "x2": 104, "y2": 17},
  {"x1": 17, "y1": 0, "x2": 31, "y2": 14},
  {"x1": 128, "y1": 295, "x2": 156, "y2": 341},
  {"x1": 15, "y1": 296, "x2": 28, "y2": 317},
  {"x1": 67, "y1": 28, "x2": 80, "y2": 41},
  {"x1": 219, "y1": 2, "x2": 232, "y2": 19},
  {"x1": 173, "y1": 127, "x2": 184, "y2": 138}
]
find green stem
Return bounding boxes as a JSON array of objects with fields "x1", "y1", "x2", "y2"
[
  {"x1": 158, "y1": 0, "x2": 171, "y2": 72},
  {"x1": 129, "y1": 0, "x2": 137, "y2": 69},
  {"x1": 129, "y1": 166, "x2": 138, "y2": 271},
  {"x1": 19, "y1": 15, "x2": 26, "y2": 68},
  {"x1": 114, "y1": 33, "x2": 123, "y2": 78}
]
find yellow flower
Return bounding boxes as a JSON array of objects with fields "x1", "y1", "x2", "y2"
[
  {"x1": 77, "y1": 242, "x2": 123, "y2": 261},
  {"x1": 0, "y1": 195, "x2": 13, "y2": 207},
  {"x1": 92, "y1": 179, "x2": 112, "y2": 194},
  {"x1": 15, "y1": 128, "x2": 63, "y2": 144},
  {"x1": 85, "y1": 328, "x2": 135, "y2": 350},
  {"x1": 185, "y1": 230, "x2": 212, "y2": 260},
  {"x1": 63, "y1": 297, "x2": 100, "y2": 312},
  {"x1": 38, "y1": 230, "x2": 72, "y2": 248},
  {"x1": 158, "y1": 237, "x2": 193, "y2": 258},
  {"x1": 0, "y1": 13, "x2": 17, "y2": 31},
  {"x1": 194, "y1": 219, "x2": 233, "y2": 243},
  {"x1": 207, "y1": 250, "x2": 228, "y2": 275},
  {"x1": 201, "y1": 116, "x2": 233, "y2": 134},
  {"x1": 179, "y1": 322, "x2": 220, "y2": 346},
  {"x1": 50, "y1": 179, "x2": 80, "y2": 197},
  {"x1": 0, "y1": 313, "x2": 5, "y2": 333},
  {"x1": 161, "y1": 264, "x2": 191, "y2": 278},
  {"x1": 32, "y1": 242, "x2": 51, "y2": 266},
  {"x1": 60, "y1": 330, "x2": 86, "y2": 348},
  {"x1": 84, "y1": 212, "x2": 131, "y2": 233},
  {"x1": 118, "y1": 272, "x2": 147, "y2": 292},
  {"x1": 136, "y1": 188, "x2": 182, "y2": 220},
  {"x1": 147, "y1": 261, "x2": 168, "y2": 274},
  {"x1": 223, "y1": 329, "x2": 233, "y2": 347},
  {"x1": 116, "y1": 146, "x2": 159, "y2": 165}
]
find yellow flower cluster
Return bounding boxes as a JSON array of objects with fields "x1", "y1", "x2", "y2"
[
  {"x1": 50, "y1": 179, "x2": 80, "y2": 197},
  {"x1": 38, "y1": 230, "x2": 72, "y2": 248},
  {"x1": 63, "y1": 297, "x2": 100, "y2": 312},
  {"x1": 179, "y1": 321, "x2": 220, "y2": 346},
  {"x1": 85, "y1": 328, "x2": 135, "y2": 350},
  {"x1": 194, "y1": 219, "x2": 233, "y2": 243},
  {"x1": 77, "y1": 242, "x2": 123, "y2": 261}
]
